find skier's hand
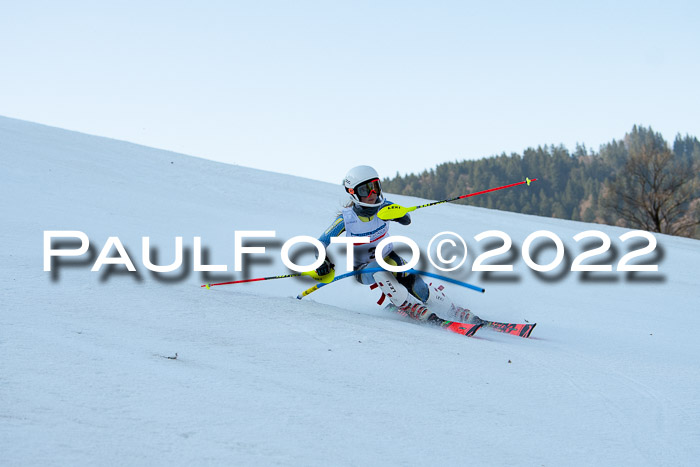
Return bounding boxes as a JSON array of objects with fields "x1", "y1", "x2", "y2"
[
  {"x1": 392, "y1": 213, "x2": 411, "y2": 225},
  {"x1": 315, "y1": 257, "x2": 334, "y2": 277}
]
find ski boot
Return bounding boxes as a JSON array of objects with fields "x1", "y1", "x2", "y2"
[{"x1": 373, "y1": 271, "x2": 432, "y2": 321}]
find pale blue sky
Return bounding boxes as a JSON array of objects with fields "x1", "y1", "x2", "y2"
[{"x1": 2, "y1": 0, "x2": 698, "y2": 183}]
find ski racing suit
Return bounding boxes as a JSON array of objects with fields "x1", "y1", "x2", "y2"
[{"x1": 317, "y1": 200, "x2": 429, "y2": 303}]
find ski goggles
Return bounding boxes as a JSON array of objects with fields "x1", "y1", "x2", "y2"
[{"x1": 351, "y1": 178, "x2": 382, "y2": 198}]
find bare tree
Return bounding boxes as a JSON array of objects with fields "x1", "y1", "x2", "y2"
[{"x1": 603, "y1": 141, "x2": 700, "y2": 237}]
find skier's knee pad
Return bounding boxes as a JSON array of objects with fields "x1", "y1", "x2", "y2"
[{"x1": 373, "y1": 271, "x2": 414, "y2": 308}]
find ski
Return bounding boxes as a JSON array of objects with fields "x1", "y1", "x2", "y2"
[
  {"x1": 428, "y1": 314, "x2": 483, "y2": 337},
  {"x1": 383, "y1": 302, "x2": 535, "y2": 339},
  {"x1": 451, "y1": 305, "x2": 537, "y2": 338},
  {"x1": 476, "y1": 319, "x2": 537, "y2": 338},
  {"x1": 384, "y1": 304, "x2": 482, "y2": 337}
]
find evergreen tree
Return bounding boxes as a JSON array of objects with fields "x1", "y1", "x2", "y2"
[{"x1": 381, "y1": 126, "x2": 700, "y2": 239}]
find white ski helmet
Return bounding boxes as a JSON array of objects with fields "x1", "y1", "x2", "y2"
[{"x1": 343, "y1": 165, "x2": 385, "y2": 207}]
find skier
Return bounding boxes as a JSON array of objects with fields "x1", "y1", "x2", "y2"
[{"x1": 314, "y1": 165, "x2": 460, "y2": 321}]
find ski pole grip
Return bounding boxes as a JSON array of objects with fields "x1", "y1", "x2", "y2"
[{"x1": 297, "y1": 285, "x2": 319, "y2": 299}]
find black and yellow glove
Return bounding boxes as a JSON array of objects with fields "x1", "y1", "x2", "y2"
[{"x1": 315, "y1": 257, "x2": 335, "y2": 277}]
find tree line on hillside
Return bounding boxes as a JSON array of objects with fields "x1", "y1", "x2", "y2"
[{"x1": 382, "y1": 126, "x2": 700, "y2": 239}]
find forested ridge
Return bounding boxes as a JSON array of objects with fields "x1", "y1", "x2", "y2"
[{"x1": 383, "y1": 126, "x2": 700, "y2": 238}]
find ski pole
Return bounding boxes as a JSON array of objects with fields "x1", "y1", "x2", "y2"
[
  {"x1": 406, "y1": 269, "x2": 485, "y2": 293},
  {"x1": 296, "y1": 268, "x2": 484, "y2": 299},
  {"x1": 378, "y1": 177, "x2": 537, "y2": 220},
  {"x1": 202, "y1": 269, "x2": 333, "y2": 289},
  {"x1": 297, "y1": 268, "x2": 385, "y2": 299}
]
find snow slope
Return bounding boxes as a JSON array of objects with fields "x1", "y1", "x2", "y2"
[{"x1": 2, "y1": 115, "x2": 699, "y2": 466}]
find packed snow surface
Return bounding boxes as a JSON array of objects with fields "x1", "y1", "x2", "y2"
[{"x1": 2, "y1": 116, "x2": 699, "y2": 465}]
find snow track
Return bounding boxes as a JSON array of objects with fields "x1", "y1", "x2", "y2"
[{"x1": 2, "y1": 116, "x2": 699, "y2": 465}]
